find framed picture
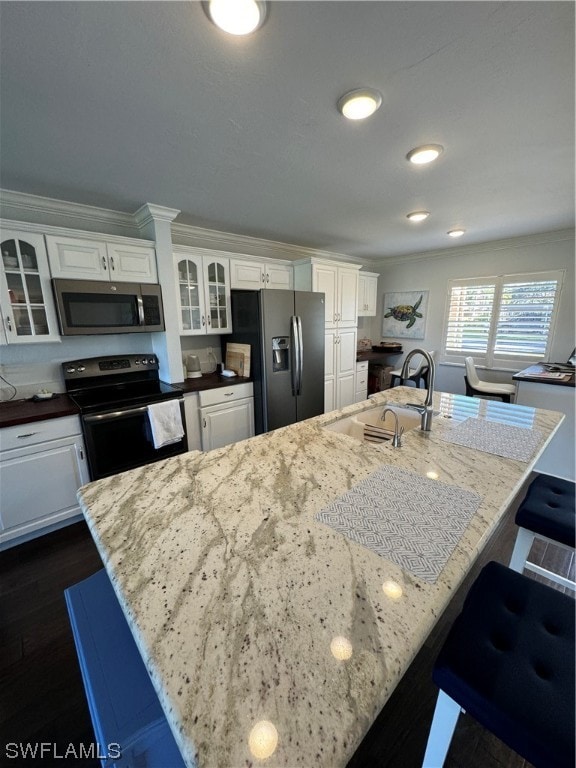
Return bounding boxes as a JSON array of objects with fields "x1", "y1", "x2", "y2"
[{"x1": 382, "y1": 290, "x2": 429, "y2": 339}]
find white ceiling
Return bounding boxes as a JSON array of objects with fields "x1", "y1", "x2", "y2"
[{"x1": 1, "y1": 1, "x2": 574, "y2": 260}]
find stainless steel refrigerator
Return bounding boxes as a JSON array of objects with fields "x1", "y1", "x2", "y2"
[{"x1": 226, "y1": 289, "x2": 325, "y2": 434}]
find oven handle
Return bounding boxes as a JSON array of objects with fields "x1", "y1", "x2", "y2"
[{"x1": 83, "y1": 398, "x2": 184, "y2": 423}]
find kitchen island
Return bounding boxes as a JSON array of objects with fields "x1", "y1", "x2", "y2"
[{"x1": 76, "y1": 387, "x2": 563, "y2": 768}]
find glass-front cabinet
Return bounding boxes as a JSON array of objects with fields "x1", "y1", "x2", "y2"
[
  {"x1": 174, "y1": 250, "x2": 231, "y2": 336},
  {"x1": 0, "y1": 231, "x2": 60, "y2": 344}
]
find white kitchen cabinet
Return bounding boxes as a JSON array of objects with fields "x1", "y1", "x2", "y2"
[
  {"x1": 46, "y1": 234, "x2": 158, "y2": 283},
  {"x1": 0, "y1": 230, "x2": 61, "y2": 344},
  {"x1": 230, "y1": 258, "x2": 293, "y2": 291},
  {"x1": 324, "y1": 328, "x2": 357, "y2": 412},
  {"x1": 355, "y1": 360, "x2": 369, "y2": 402},
  {"x1": 358, "y1": 272, "x2": 379, "y2": 317},
  {"x1": 174, "y1": 250, "x2": 232, "y2": 336},
  {"x1": 183, "y1": 392, "x2": 202, "y2": 452},
  {"x1": 294, "y1": 258, "x2": 359, "y2": 329},
  {"x1": 0, "y1": 415, "x2": 90, "y2": 549},
  {"x1": 198, "y1": 382, "x2": 254, "y2": 451}
]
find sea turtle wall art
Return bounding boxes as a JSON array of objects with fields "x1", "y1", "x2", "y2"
[{"x1": 381, "y1": 290, "x2": 429, "y2": 339}]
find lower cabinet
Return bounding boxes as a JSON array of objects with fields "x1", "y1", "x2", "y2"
[
  {"x1": 355, "y1": 360, "x2": 369, "y2": 402},
  {"x1": 0, "y1": 415, "x2": 90, "y2": 549},
  {"x1": 324, "y1": 328, "x2": 357, "y2": 412},
  {"x1": 186, "y1": 383, "x2": 255, "y2": 452}
]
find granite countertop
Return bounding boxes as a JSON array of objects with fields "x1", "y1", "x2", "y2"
[
  {"x1": 77, "y1": 387, "x2": 563, "y2": 768},
  {"x1": 0, "y1": 394, "x2": 80, "y2": 428}
]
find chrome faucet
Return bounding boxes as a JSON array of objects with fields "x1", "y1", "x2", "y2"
[
  {"x1": 399, "y1": 348, "x2": 436, "y2": 432},
  {"x1": 381, "y1": 407, "x2": 404, "y2": 447}
]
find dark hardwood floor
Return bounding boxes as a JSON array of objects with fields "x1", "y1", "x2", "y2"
[{"x1": 1, "y1": 480, "x2": 573, "y2": 768}]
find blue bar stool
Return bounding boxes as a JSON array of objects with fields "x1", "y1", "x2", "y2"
[
  {"x1": 509, "y1": 473, "x2": 575, "y2": 591},
  {"x1": 422, "y1": 561, "x2": 575, "y2": 768}
]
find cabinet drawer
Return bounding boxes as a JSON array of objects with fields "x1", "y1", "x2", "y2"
[
  {"x1": 356, "y1": 361, "x2": 369, "y2": 372},
  {"x1": 0, "y1": 415, "x2": 82, "y2": 452},
  {"x1": 198, "y1": 382, "x2": 253, "y2": 407}
]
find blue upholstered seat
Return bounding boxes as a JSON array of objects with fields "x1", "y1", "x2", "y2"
[
  {"x1": 428, "y1": 561, "x2": 575, "y2": 768},
  {"x1": 515, "y1": 473, "x2": 575, "y2": 548}
]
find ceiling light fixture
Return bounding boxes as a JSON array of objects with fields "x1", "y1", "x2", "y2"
[
  {"x1": 447, "y1": 229, "x2": 466, "y2": 238},
  {"x1": 337, "y1": 88, "x2": 382, "y2": 121},
  {"x1": 406, "y1": 211, "x2": 430, "y2": 222},
  {"x1": 203, "y1": 0, "x2": 268, "y2": 36},
  {"x1": 406, "y1": 144, "x2": 444, "y2": 165}
]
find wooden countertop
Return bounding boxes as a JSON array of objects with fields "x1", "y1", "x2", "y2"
[
  {"x1": 513, "y1": 364, "x2": 575, "y2": 387},
  {"x1": 0, "y1": 394, "x2": 80, "y2": 428},
  {"x1": 0, "y1": 376, "x2": 253, "y2": 429}
]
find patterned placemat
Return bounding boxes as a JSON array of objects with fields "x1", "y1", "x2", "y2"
[
  {"x1": 438, "y1": 418, "x2": 543, "y2": 462},
  {"x1": 315, "y1": 466, "x2": 482, "y2": 583}
]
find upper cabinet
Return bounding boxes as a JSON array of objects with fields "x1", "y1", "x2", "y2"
[
  {"x1": 294, "y1": 258, "x2": 360, "y2": 329},
  {"x1": 358, "y1": 272, "x2": 379, "y2": 317},
  {"x1": 46, "y1": 235, "x2": 157, "y2": 283},
  {"x1": 230, "y1": 258, "x2": 293, "y2": 291},
  {"x1": 174, "y1": 250, "x2": 232, "y2": 336},
  {"x1": 0, "y1": 230, "x2": 60, "y2": 344}
]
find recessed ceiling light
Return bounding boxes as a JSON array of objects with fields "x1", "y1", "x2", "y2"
[
  {"x1": 406, "y1": 144, "x2": 444, "y2": 165},
  {"x1": 447, "y1": 229, "x2": 466, "y2": 238},
  {"x1": 337, "y1": 89, "x2": 382, "y2": 120},
  {"x1": 406, "y1": 211, "x2": 430, "y2": 222},
  {"x1": 203, "y1": 0, "x2": 268, "y2": 36}
]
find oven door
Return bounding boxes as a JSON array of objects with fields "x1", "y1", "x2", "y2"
[{"x1": 82, "y1": 398, "x2": 187, "y2": 480}]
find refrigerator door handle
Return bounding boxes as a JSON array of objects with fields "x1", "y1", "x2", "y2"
[
  {"x1": 295, "y1": 315, "x2": 304, "y2": 396},
  {"x1": 290, "y1": 315, "x2": 304, "y2": 396}
]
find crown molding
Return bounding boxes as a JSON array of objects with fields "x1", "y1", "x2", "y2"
[
  {"x1": 0, "y1": 217, "x2": 155, "y2": 246},
  {"x1": 171, "y1": 221, "x2": 363, "y2": 265},
  {"x1": 367, "y1": 227, "x2": 576, "y2": 269},
  {"x1": 134, "y1": 203, "x2": 180, "y2": 228},
  {"x1": 0, "y1": 189, "x2": 136, "y2": 231}
]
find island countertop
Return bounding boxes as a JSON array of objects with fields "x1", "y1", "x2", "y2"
[{"x1": 77, "y1": 387, "x2": 563, "y2": 768}]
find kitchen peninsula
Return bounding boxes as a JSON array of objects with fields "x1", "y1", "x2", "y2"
[{"x1": 76, "y1": 387, "x2": 563, "y2": 768}]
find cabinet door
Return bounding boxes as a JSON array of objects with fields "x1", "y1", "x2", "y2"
[
  {"x1": 312, "y1": 264, "x2": 337, "y2": 328},
  {"x1": 106, "y1": 243, "x2": 157, "y2": 283},
  {"x1": 175, "y1": 255, "x2": 207, "y2": 335},
  {"x1": 183, "y1": 393, "x2": 202, "y2": 451},
  {"x1": 324, "y1": 377, "x2": 335, "y2": 414},
  {"x1": 203, "y1": 257, "x2": 231, "y2": 334},
  {"x1": 0, "y1": 436, "x2": 89, "y2": 546},
  {"x1": 46, "y1": 235, "x2": 109, "y2": 280},
  {"x1": 0, "y1": 231, "x2": 60, "y2": 343},
  {"x1": 364, "y1": 274, "x2": 378, "y2": 315},
  {"x1": 200, "y1": 398, "x2": 254, "y2": 451},
  {"x1": 230, "y1": 259, "x2": 265, "y2": 290},
  {"x1": 336, "y1": 328, "x2": 357, "y2": 379},
  {"x1": 337, "y1": 267, "x2": 359, "y2": 327},
  {"x1": 265, "y1": 263, "x2": 293, "y2": 290},
  {"x1": 337, "y1": 373, "x2": 356, "y2": 409}
]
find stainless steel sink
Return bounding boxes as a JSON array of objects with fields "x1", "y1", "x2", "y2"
[{"x1": 323, "y1": 405, "x2": 422, "y2": 444}]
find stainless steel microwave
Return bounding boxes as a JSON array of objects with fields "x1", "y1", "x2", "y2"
[{"x1": 52, "y1": 279, "x2": 165, "y2": 335}]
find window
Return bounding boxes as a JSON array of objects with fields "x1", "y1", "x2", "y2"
[{"x1": 443, "y1": 270, "x2": 563, "y2": 367}]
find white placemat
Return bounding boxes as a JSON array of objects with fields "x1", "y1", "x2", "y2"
[
  {"x1": 315, "y1": 466, "x2": 482, "y2": 583},
  {"x1": 438, "y1": 418, "x2": 543, "y2": 462}
]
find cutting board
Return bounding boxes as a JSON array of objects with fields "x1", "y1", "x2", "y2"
[{"x1": 226, "y1": 343, "x2": 251, "y2": 377}]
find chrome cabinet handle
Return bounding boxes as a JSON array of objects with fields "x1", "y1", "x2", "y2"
[
  {"x1": 18, "y1": 432, "x2": 38, "y2": 439},
  {"x1": 203, "y1": 418, "x2": 207, "y2": 428},
  {"x1": 110, "y1": 256, "x2": 115, "y2": 271},
  {"x1": 266, "y1": 274, "x2": 270, "y2": 283},
  {"x1": 224, "y1": 392, "x2": 234, "y2": 397},
  {"x1": 262, "y1": 273, "x2": 266, "y2": 282},
  {"x1": 102, "y1": 256, "x2": 107, "y2": 270},
  {"x1": 6, "y1": 316, "x2": 12, "y2": 332},
  {"x1": 202, "y1": 315, "x2": 206, "y2": 327}
]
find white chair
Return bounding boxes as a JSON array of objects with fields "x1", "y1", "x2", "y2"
[
  {"x1": 390, "y1": 351, "x2": 436, "y2": 389},
  {"x1": 464, "y1": 357, "x2": 516, "y2": 403}
]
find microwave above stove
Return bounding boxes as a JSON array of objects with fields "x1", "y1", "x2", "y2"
[{"x1": 52, "y1": 278, "x2": 165, "y2": 335}]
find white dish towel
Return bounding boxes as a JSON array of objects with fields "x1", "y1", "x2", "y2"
[{"x1": 147, "y1": 401, "x2": 185, "y2": 449}]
